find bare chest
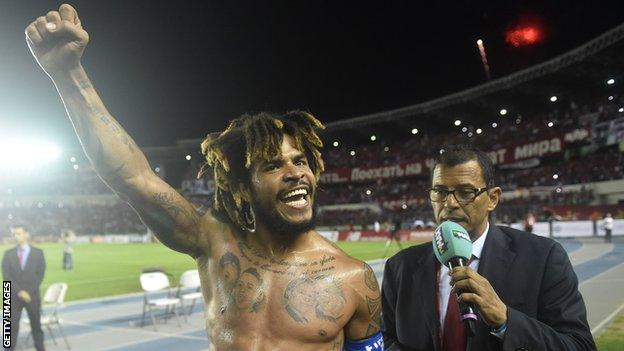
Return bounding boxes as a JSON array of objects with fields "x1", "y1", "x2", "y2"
[{"x1": 198, "y1": 238, "x2": 353, "y2": 348}]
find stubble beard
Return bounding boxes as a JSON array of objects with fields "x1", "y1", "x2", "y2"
[{"x1": 252, "y1": 196, "x2": 317, "y2": 242}]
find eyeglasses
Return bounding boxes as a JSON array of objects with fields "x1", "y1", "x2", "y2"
[{"x1": 429, "y1": 187, "x2": 488, "y2": 204}]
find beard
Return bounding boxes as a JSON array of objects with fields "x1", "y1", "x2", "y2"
[{"x1": 251, "y1": 197, "x2": 317, "y2": 241}]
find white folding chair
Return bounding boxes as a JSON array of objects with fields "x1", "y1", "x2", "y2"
[
  {"x1": 139, "y1": 272, "x2": 182, "y2": 330},
  {"x1": 25, "y1": 282, "x2": 70, "y2": 349},
  {"x1": 177, "y1": 269, "x2": 202, "y2": 320}
]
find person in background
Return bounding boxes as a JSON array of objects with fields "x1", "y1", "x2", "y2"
[
  {"x1": 61, "y1": 229, "x2": 75, "y2": 271},
  {"x1": 2, "y1": 225, "x2": 47, "y2": 351},
  {"x1": 523, "y1": 212, "x2": 535, "y2": 233},
  {"x1": 383, "y1": 218, "x2": 403, "y2": 258},
  {"x1": 603, "y1": 212, "x2": 613, "y2": 243}
]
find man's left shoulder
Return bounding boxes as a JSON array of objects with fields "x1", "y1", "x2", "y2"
[
  {"x1": 496, "y1": 225, "x2": 558, "y2": 246},
  {"x1": 332, "y1": 251, "x2": 380, "y2": 293},
  {"x1": 31, "y1": 246, "x2": 44, "y2": 252},
  {"x1": 494, "y1": 225, "x2": 564, "y2": 257},
  {"x1": 30, "y1": 246, "x2": 45, "y2": 256}
]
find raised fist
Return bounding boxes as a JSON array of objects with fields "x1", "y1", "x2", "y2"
[{"x1": 25, "y1": 4, "x2": 89, "y2": 77}]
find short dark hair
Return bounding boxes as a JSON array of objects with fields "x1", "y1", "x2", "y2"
[
  {"x1": 241, "y1": 267, "x2": 262, "y2": 283},
  {"x1": 219, "y1": 252, "x2": 241, "y2": 271},
  {"x1": 431, "y1": 144, "x2": 495, "y2": 188}
]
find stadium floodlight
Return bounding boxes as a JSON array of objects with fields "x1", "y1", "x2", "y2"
[
  {"x1": 607, "y1": 78, "x2": 615, "y2": 85},
  {"x1": 492, "y1": 122, "x2": 498, "y2": 128},
  {"x1": 454, "y1": 119, "x2": 461, "y2": 126},
  {"x1": 499, "y1": 109, "x2": 508, "y2": 116},
  {"x1": 609, "y1": 96, "x2": 614, "y2": 101},
  {"x1": 350, "y1": 150, "x2": 355, "y2": 156},
  {"x1": 461, "y1": 127, "x2": 468, "y2": 133},
  {"x1": 550, "y1": 96, "x2": 557, "y2": 102},
  {"x1": 365, "y1": 189, "x2": 372, "y2": 195},
  {"x1": 332, "y1": 141, "x2": 339, "y2": 147},
  {"x1": 185, "y1": 155, "x2": 192, "y2": 160},
  {"x1": 476, "y1": 128, "x2": 483, "y2": 134},
  {"x1": 411, "y1": 128, "x2": 419, "y2": 135},
  {"x1": 553, "y1": 174, "x2": 559, "y2": 180},
  {"x1": 401, "y1": 204, "x2": 407, "y2": 210},
  {"x1": 0, "y1": 139, "x2": 61, "y2": 171},
  {"x1": 619, "y1": 107, "x2": 624, "y2": 113},
  {"x1": 370, "y1": 135, "x2": 377, "y2": 141},
  {"x1": 547, "y1": 122, "x2": 554, "y2": 127}
]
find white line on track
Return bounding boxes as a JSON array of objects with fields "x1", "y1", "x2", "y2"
[
  {"x1": 579, "y1": 262, "x2": 624, "y2": 287},
  {"x1": 591, "y1": 301, "x2": 624, "y2": 335}
]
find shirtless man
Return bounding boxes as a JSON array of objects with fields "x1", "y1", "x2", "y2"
[{"x1": 26, "y1": 4, "x2": 382, "y2": 350}]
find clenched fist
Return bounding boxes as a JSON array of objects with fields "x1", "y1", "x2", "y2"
[{"x1": 25, "y1": 4, "x2": 89, "y2": 77}]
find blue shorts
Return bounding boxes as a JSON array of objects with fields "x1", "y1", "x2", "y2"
[{"x1": 343, "y1": 331, "x2": 384, "y2": 351}]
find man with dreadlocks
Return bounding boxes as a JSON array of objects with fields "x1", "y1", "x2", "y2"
[{"x1": 27, "y1": 4, "x2": 383, "y2": 350}]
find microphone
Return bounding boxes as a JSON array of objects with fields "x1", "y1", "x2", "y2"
[{"x1": 432, "y1": 220, "x2": 477, "y2": 336}]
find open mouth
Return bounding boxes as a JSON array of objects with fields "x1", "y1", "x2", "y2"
[{"x1": 279, "y1": 187, "x2": 310, "y2": 209}]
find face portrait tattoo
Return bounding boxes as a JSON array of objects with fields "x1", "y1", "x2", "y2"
[
  {"x1": 233, "y1": 267, "x2": 265, "y2": 312},
  {"x1": 283, "y1": 276, "x2": 345, "y2": 324},
  {"x1": 219, "y1": 252, "x2": 241, "y2": 288}
]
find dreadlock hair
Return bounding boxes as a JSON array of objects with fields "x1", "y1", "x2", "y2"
[{"x1": 199, "y1": 110, "x2": 325, "y2": 231}]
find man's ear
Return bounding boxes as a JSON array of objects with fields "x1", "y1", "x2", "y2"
[{"x1": 488, "y1": 186, "x2": 502, "y2": 212}]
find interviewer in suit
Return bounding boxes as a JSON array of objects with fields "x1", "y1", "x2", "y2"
[
  {"x1": 381, "y1": 145, "x2": 595, "y2": 350},
  {"x1": 2, "y1": 225, "x2": 47, "y2": 351}
]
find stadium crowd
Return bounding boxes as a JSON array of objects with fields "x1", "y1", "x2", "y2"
[{"x1": 2, "y1": 87, "x2": 622, "y2": 237}]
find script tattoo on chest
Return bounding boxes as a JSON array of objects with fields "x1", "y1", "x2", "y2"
[
  {"x1": 283, "y1": 275, "x2": 346, "y2": 324},
  {"x1": 236, "y1": 240, "x2": 337, "y2": 276}
]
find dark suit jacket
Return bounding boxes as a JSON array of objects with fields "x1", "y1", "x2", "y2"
[
  {"x1": 381, "y1": 224, "x2": 596, "y2": 351},
  {"x1": 2, "y1": 245, "x2": 46, "y2": 298}
]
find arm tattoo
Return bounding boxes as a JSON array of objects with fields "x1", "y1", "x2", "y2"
[
  {"x1": 85, "y1": 100, "x2": 136, "y2": 153},
  {"x1": 366, "y1": 295, "x2": 381, "y2": 326},
  {"x1": 152, "y1": 192, "x2": 200, "y2": 227},
  {"x1": 364, "y1": 263, "x2": 379, "y2": 291}
]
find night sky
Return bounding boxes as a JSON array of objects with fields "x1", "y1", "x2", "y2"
[{"x1": 1, "y1": 1, "x2": 623, "y2": 150}]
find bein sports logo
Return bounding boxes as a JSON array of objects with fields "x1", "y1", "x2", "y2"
[
  {"x1": 433, "y1": 229, "x2": 447, "y2": 254},
  {"x1": 452, "y1": 230, "x2": 470, "y2": 241}
]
